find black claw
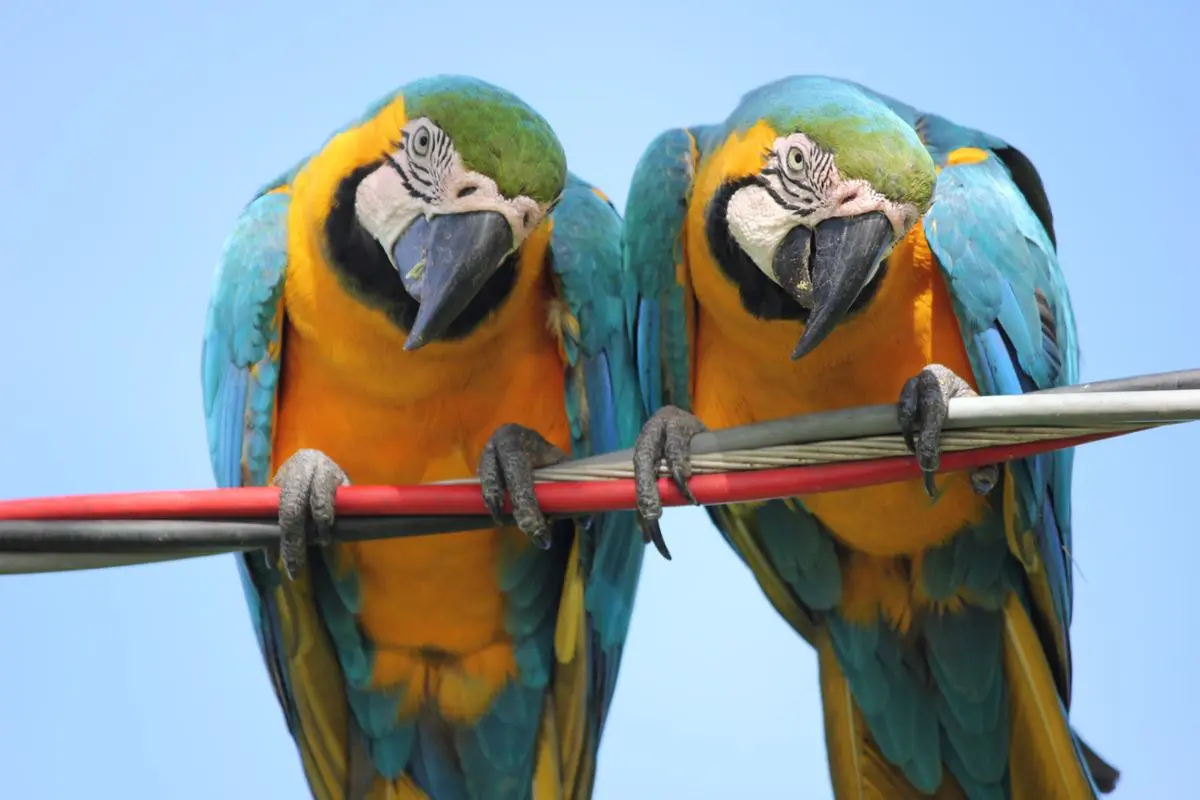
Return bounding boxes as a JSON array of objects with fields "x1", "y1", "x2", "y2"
[
  {"x1": 671, "y1": 463, "x2": 700, "y2": 506},
  {"x1": 272, "y1": 448, "x2": 349, "y2": 580},
  {"x1": 476, "y1": 423, "x2": 567, "y2": 548},
  {"x1": 639, "y1": 519, "x2": 673, "y2": 561},
  {"x1": 663, "y1": 425, "x2": 701, "y2": 505},
  {"x1": 922, "y1": 471, "x2": 941, "y2": 501},
  {"x1": 898, "y1": 371, "x2": 944, "y2": 498},
  {"x1": 632, "y1": 406, "x2": 707, "y2": 560},
  {"x1": 898, "y1": 364, "x2": 1002, "y2": 502},
  {"x1": 897, "y1": 375, "x2": 923, "y2": 455}
]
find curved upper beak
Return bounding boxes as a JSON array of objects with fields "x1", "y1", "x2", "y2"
[
  {"x1": 390, "y1": 210, "x2": 514, "y2": 351},
  {"x1": 772, "y1": 212, "x2": 895, "y2": 360}
]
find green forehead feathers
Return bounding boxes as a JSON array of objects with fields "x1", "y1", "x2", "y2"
[
  {"x1": 794, "y1": 112, "x2": 935, "y2": 209},
  {"x1": 727, "y1": 76, "x2": 936, "y2": 209},
  {"x1": 403, "y1": 76, "x2": 567, "y2": 205}
]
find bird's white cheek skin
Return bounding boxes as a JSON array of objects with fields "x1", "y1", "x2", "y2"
[
  {"x1": 354, "y1": 166, "x2": 424, "y2": 254},
  {"x1": 725, "y1": 185, "x2": 797, "y2": 282}
]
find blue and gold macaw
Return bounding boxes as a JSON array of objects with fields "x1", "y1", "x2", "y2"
[
  {"x1": 620, "y1": 76, "x2": 1120, "y2": 798},
  {"x1": 200, "y1": 75, "x2": 648, "y2": 799}
]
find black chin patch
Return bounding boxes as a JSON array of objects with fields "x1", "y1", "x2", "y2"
[
  {"x1": 706, "y1": 177, "x2": 888, "y2": 324},
  {"x1": 323, "y1": 162, "x2": 518, "y2": 341},
  {"x1": 707, "y1": 177, "x2": 809, "y2": 322}
]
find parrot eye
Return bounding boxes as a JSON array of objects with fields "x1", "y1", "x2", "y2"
[
  {"x1": 786, "y1": 147, "x2": 805, "y2": 172},
  {"x1": 412, "y1": 128, "x2": 432, "y2": 157}
]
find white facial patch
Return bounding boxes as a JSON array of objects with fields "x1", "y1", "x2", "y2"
[
  {"x1": 355, "y1": 166, "x2": 425, "y2": 255},
  {"x1": 726, "y1": 184, "x2": 801, "y2": 281}
]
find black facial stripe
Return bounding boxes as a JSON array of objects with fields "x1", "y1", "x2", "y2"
[
  {"x1": 763, "y1": 160, "x2": 820, "y2": 205},
  {"x1": 763, "y1": 166, "x2": 813, "y2": 194},
  {"x1": 432, "y1": 133, "x2": 453, "y2": 169},
  {"x1": 386, "y1": 156, "x2": 437, "y2": 204},
  {"x1": 409, "y1": 159, "x2": 434, "y2": 180},
  {"x1": 812, "y1": 150, "x2": 835, "y2": 191},
  {"x1": 758, "y1": 181, "x2": 817, "y2": 219},
  {"x1": 325, "y1": 161, "x2": 519, "y2": 340},
  {"x1": 778, "y1": 169, "x2": 818, "y2": 198},
  {"x1": 397, "y1": 164, "x2": 437, "y2": 204}
]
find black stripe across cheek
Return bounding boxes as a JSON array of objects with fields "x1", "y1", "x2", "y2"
[
  {"x1": 323, "y1": 162, "x2": 519, "y2": 340},
  {"x1": 391, "y1": 161, "x2": 436, "y2": 204},
  {"x1": 409, "y1": 160, "x2": 434, "y2": 180}
]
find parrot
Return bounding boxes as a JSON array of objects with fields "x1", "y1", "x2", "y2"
[
  {"x1": 200, "y1": 74, "x2": 649, "y2": 800},
  {"x1": 614, "y1": 75, "x2": 1121, "y2": 798}
]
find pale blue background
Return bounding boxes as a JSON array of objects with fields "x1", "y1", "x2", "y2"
[{"x1": 0, "y1": 0, "x2": 1196, "y2": 796}]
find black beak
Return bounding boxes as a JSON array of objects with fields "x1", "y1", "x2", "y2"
[
  {"x1": 780, "y1": 211, "x2": 894, "y2": 360},
  {"x1": 392, "y1": 211, "x2": 514, "y2": 351}
]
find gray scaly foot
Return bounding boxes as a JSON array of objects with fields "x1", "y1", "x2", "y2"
[
  {"x1": 272, "y1": 448, "x2": 350, "y2": 579},
  {"x1": 477, "y1": 423, "x2": 569, "y2": 550},
  {"x1": 632, "y1": 405, "x2": 708, "y2": 560},
  {"x1": 897, "y1": 363, "x2": 1000, "y2": 500}
]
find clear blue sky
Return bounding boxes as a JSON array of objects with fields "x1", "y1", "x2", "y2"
[{"x1": 0, "y1": 0, "x2": 1196, "y2": 796}]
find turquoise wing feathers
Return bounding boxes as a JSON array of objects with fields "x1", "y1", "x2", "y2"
[
  {"x1": 201, "y1": 188, "x2": 288, "y2": 492},
  {"x1": 549, "y1": 173, "x2": 648, "y2": 744},
  {"x1": 199, "y1": 186, "x2": 296, "y2": 729},
  {"x1": 625, "y1": 128, "x2": 699, "y2": 417},
  {"x1": 915, "y1": 112, "x2": 1079, "y2": 700}
]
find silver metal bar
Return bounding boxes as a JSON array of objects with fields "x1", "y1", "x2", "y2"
[{"x1": 522, "y1": 389, "x2": 1200, "y2": 476}]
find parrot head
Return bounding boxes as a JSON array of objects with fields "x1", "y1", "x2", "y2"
[
  {"x1": 707, "y1": 76, "x2": 936, "y2": 359},
  {"x1": 328, "y1": 76, "x2": 567, "y2": 350}
]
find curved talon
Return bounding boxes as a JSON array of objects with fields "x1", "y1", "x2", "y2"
[
  {"x1": 477, "y1": 423, "x2": 567, "y2": 549},
  {"x1": 898, "y1": 364, "x2": 1000, "y2": 500},
  {"x1": 632, "y1": 405, "x2": 708, "y2": 560},
  {"x1": 272, "y1": 448, "x2": 350, "y2": 580}
]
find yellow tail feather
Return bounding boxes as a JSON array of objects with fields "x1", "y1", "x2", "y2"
[
  {"x1": 817, "y1": 630, "x2": 966, "y2": 800},
  {"x1": 353, "y1": 775, "x2": 428, "y2": 799},
  {"x1": 272, "y1": 566, "x2": 352, "y2": 800},
  {"x1": 391, "y1": 777, "x2": 430, "y2": 799},
  {"x1": 1004, "y1": 593, "x2": 1096, "y2": 800},
  {"x1": 553, "y1": 535, "x2": 591, "y2": 798},
  {"x1": 533, "y1": 694, "x2": 565, "y2": 800}
]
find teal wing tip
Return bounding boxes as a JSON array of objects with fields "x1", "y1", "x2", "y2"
[{"x1": 1076, "y1": 734, "x2": 1120, "y2": 794}]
